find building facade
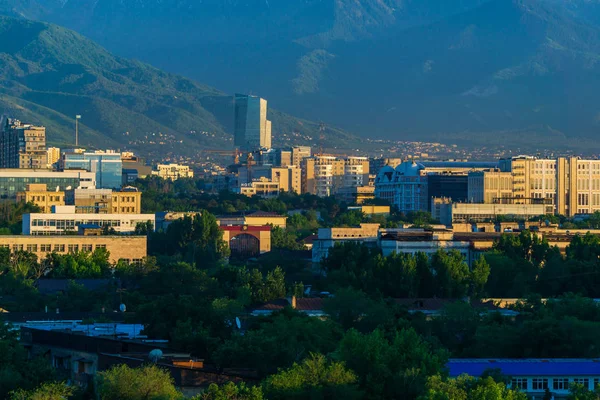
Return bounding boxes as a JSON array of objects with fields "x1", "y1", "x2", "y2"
[
  {"x1": 312, "y1": 223, "x2": 380, "y2": 263},
  {"x1": 0, "y1": 119, "x2": 47, "y2": 169},
  {"x1": 0, "y1": 169, "x2": 95, "y2": 199},
  {"x1": 23, "y1": 206, "x2": 155, "y2": 235},
  {"x1": 0, "y1": 235, "x2": 147, "y2": 264},
  {"x1": 62, "y1": 151, "x2": 122, "y2": 189},
  {"x1": 152, "y1": 164, "x2": 194, "y2": 181},
  {"x1": 468, "y1": 169, "x2": 514, "y2": 204},
  {"x1": 433, "y1": 202, "x2": 548, "y2": 226},
  {"x1": 234, "y1": 94, "x2": 272, "y2": 151},
  {"x1": 303, "y1": 156, "x2": 370, "y2": 197},
  {"x1": 46, "y1": 147, "x2": 60, "y2": 169},
  {"x1": 291, "y1": 146, "x2": 311, "y2": 167},
  {"x1": 16, "y1": 184, "x2": 65, "y2": 213}
]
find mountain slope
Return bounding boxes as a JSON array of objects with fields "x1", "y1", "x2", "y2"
[{"x1": 0, "y1": 15, "x2": 359, "y2": 157}]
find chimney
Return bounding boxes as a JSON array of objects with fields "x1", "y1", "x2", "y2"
[{"x1": 291, "y1": 296, "x2": 297, "y2": 309}]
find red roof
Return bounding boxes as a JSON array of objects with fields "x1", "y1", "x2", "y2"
[
  {"x1": 295, "y1": 298, "x2": 323, "y2": 311},
  {"x1": 300, "y1": 234, "x2": 318, "y2": 245}
]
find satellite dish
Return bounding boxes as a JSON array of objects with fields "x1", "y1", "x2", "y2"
[
  {"x1": 119, "y1": 303, "x2": 126, "y2": 312},
  {"x1": 149, "y1": 349, "x2": 163, "y2": 363},
  {"x1": 235, "y1": 317, "x2": 241, "y2": 330}
]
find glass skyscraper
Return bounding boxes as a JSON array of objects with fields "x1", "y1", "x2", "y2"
[
  {"x1": 234, "y1": 94, "x2": 272, "y2": 151},
  {"x1": 63, "y1": 151, "x2": 122, "y2": 189}
]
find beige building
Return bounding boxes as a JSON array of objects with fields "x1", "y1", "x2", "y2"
[
  {"x1": 312, "y1": 223, "x2": 380, "y2": 262},
  {"x1": 0, "y1": 235, "x2": 147, "y2": 264},
  {"x1": 217, "y1": 211, "x2": 287, "y2": 229},
  {"x1": 292, "y1": 146, "x2": 312, "y2": 167},
  {"x1": 271, "y1": 166, "x2": 301, "y2": 194},
  {"x1": 336, "y1": 186, "x2": 375, "y2": 205},
  {"x1": 468, "y1": 169, "x2": 514, "y2": 204},
  {"x1": 17, "y1": 184, "x2": 65, "y2": 213},
  {"x1": 237, "y1": 178, "x2": 281, "y2": 198},
  {"x1": 152, "y1": 164, "x2": 194, "y2": 180},
  {"x1": 433, "y1": 202, "x2": 548, "y2": 226},
  {"x1": 46, "y1": 147, "x2": 60, "y2": 169},
  {"x1": 0, "y1": 119, "x2": 47, "y2": 169}
]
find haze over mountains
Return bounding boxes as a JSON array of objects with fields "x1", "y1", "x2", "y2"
[{"x1": 3, "y1": 0, "x2": 600, "y2": 148}]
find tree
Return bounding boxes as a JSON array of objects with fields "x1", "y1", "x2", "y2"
[
  {"x1": 9, "y1": 382, "x2": 74, "y2": 400},
  {"x1": 97, "y1": 364, "x2": 182, "y2": 400},
  {"x1": 323, "y1": 288, "x2": 391, "y2": 331},
  {"x1": 430, "y1": 250, "x2": 470, "y2": 298},
  {"x1": 270, "y1": 226, "x2": 304, "y2": 251},
  {"x1": 568, "y1": 383, "x2": 600, "y2": 400},
  {"x1": 419, "y1": 375, "x2": 528, "y2": 400},
  {"x1": 471, "y1": 256, "x2": 491, "y2": 298},
  {"x1": 198, "y1": 382, "x2": 263, "y2": 400},
  {"x1": 337, "y1": 328, "x2": 448, "y2": 400},
  {"x1": 264, "y1": 353, "x2": 362, "y2": 400}
]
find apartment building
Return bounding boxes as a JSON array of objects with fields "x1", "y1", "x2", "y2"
[
  {"x1": 291, "y1": 146, "x2": 311, "y2": 167},
  {"x1": 0, "y1": 119, "x2": 47, "y2": 169},
  {"x1": 302, "y1": 156, "x2": 370, "y2": 197},
  {"x1": 46, "y1": 147, "x2": 60, "y2": 169}
]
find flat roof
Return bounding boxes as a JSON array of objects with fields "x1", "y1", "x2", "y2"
[{"x1": 449, "y1": 359, "x2": 600, "y2": 377}]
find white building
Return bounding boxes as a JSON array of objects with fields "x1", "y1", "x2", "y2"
[
  {"x1": 23, "y1": 206, "x2": 155, "y2": 235},
  {"x1": 152, "y1": 164, "x2": 194, "y2": 180}
]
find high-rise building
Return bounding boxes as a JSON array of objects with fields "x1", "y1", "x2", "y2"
[
  {"x1": 468, "y1": 169, "x2": 514, "y2": 204},
  {"x1": 302, "y1": 156, "x2": 369, "y2": 197},
  {"x1": 47, "y1": 147, "x2": 61, "y2": 169},
  {"x1": 234, "y1": 94, "x2": 272, "y2": 151},
  {"x1": 0, "y1": 119, "x2": 47, "y2": 169},
  {"x1": 292, "y1": 146, "x2": 312, "y2": 167},
  {"x1": 62, "y1": 150, "x2": 122, "y2": 189}
]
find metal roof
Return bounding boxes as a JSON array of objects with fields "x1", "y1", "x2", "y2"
[{"x1": 449, "y1": 359, "x2": 600, "y2": 377}]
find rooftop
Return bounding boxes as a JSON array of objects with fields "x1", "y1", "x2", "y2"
[{"x1": 449, "y1": 359, "x2": 600, "y2": 377}]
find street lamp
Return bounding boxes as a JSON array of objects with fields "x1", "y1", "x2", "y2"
[{"x1": 75, "y1": 115, "x2": 81, "y2": 147}]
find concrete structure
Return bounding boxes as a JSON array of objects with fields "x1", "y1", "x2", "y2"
[
  {"x1": 62, "y1": 150, "x2": 122, "y2": 189},
  {"x1": 221, "y1": 225, "x2": 271, "y2": 257},
  {"x1": 237, "y1": 165, "x2": 301, "y2": 195},
  {"x1": 312, "y1": 223, "x2": 380, "y2": 263},
  {"x1": 0, "y1": 119, "x2": 47, "y2": 169},
  {"x1": 23, "y1": 206, "x2": 155, "y2": 235},
  {"x1": 217, "y1": 211, "x2": 287, "y2": 229},
  {"x1": 0, "y1": 169, "x2": 95, "y2": 199},
  {"x1": 17, "y1": 184, "x2": 65, "y2": 213},
  {"x1": 427, "y1": 173, "x2": 469, "y2": 206},
  {"x1": 370, "y1": 157, "x2": 402, "y2": 175},
  {"x1": 468, "y1": 169, "x2": 514, "y2": 204},
  {"x1": 234, "y1": 94, "x2": 272, "y2": 151},
  {"x1": 433, "y1": 202, "x2": 548, "y2": 226},
  {"x1": 235, "y1": 178, "x2": 280, "y2": 198},
  {"x1": 0, "y1": 235, "x2": 147, "y2": 264},
  {"x1": 449, "y1": 359, "x2": 600, "y2": 399},
  {"x1": 46, "y1": 147, "x2": 60, "y2": 169},
  {"x1": 152, "y1": 164, "x2": 194, "y2": 181},
  {"x1": 303, "y1": 156, "x2": 370, "y2": 197},
  {"x1": 349, "y1": 205, "x2": 391, "y2": 216}
]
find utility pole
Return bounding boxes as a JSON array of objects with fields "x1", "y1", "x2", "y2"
[{"x1": 75, "y1": 115, "x2": 81, "y2": 146}]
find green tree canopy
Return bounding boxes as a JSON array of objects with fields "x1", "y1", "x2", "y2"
[{"x1": 97, "y1": 364, "x2": 182, "y2": 400}]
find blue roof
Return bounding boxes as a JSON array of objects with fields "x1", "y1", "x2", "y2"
[{"x1": 449, "y1": 359, "x2": 600, "y2": 377}]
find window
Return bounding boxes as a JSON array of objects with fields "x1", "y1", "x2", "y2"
[
  {"x1": 512, "y1": 378, "x2": 528, "y2": 390},
  {"x1": 532, "y1": 378, "x2": 548, "y2": 391},
  {"x1": 553, "y1": 378, "x2": 569, "y2": 391},
  {"x1": 96, "y1": 244, "x2": 107, "y2": 250},
  {"x1": 40, "y1": 244, "x2": 51, "y2": 252},
  {"x1": 12, "y1": 244, "x2": 23, "y2": 252},
  {"x1": 67, "y1": 244, "x2": 79, "y2": 253},
  {"x1": 82, "y1": 244, "x2": 93, "y2": 252},
  {"x1": 53, "y1": 244, "x2": 65, "y2": 252},
  {"x1": 26, "y1": 244, "x2": 38, "y2": 252}
]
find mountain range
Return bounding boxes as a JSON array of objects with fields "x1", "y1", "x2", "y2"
[
  {"x1": 2, "y1": 0, "x2": 600, "y2": 150},
  {"x1": 0, "y1": 14, "x2": 359, "y2": 156}
]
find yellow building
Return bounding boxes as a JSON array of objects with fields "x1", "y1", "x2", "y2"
[
  {"x1": 217, "y1": 211, "x2": 287, "y2": 229},
  {"x1": 46, "y1": 147, "x2": 61, "y2": 169},
  {"x1": 303, "y1": 156, "x2": 370, "y2": 197},
  {"x1": 16, "y1": 184, "x2": 65, "y2": 213},
  {"x1": 336, "y1": 186, "x2": 376, "y2": 205},
  {"x1": 271, "y1": 166, "x2": 301, "y2": 194},
  {"x1": 152, "y1": 164, "x2": 194, "y2": 180},
  {"x1": 0, "y1": 235, "x2": 147, "y2": 264},
  {"x1": 468, "y1": 169, "x2": 514, "y2": 204},
  {"x1": 111, "y1": 187, "x2": 142, "y2": 214}
]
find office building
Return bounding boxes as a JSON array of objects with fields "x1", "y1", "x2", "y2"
[
  {"x1": 292, "y1": 146, "x2": 312, "y2": 167},
  {"x1": 234, "y1": 94, "x2": 272, "y2": 151},
  {"x1": 468, "y1": 169, "x2": 514, "y2": 204},
  {"x1": 370, "y1": 157, "x2": 402, "y2": 175},
  {"x1": 0, "y1": 119, "x2": 47, "y2": 169},
  {"x1": 46, "y1": 147, "x2": 60, "y2": 169},
  {"x1": 235, "y1": 178, "x2": 281, "y2": 198},
  {"x1": 0, "y1": 235, "x2": 147, "y2": 264},
  {"x1": 17, "y1": 184, "x2": 65, "y2": 213},
  {"x1": 62, "y1": 150, "x2": 122, "y2": 189},
  {"x1": 312, "y1": 223, "x2": 381, "y2": 263},
  {"x1": 23, "y1": 206, "x2": 155, "y2": 235},
  {"x1": 217, "y1": 211, "x2": 287, "y2": 229},
  {"x1": 375, "y1": 161, "x2": 498, "y2": 213},
  {"x1": 433, "y1": 201, "x2": 548, "y2": 226},
  {"x1": 336, "y1": 185, "x2": 376, "y2": 205},
  {"x1": 151, "y1": 164, "x2": 194, "y2": 181},
  {"x1": 427, "y1": 173, "x2": 469, "y2": 206},
  {"x1": 0, "y1": 169, "x2": 95, "y2": 199}
]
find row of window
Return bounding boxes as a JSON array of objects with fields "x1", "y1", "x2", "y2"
[
  {"x1": 511, "y1": 377, "x2": 598, "y2": 391},
  {"x1": 2, "y1": 243, "x2": 107, "y2": 253}
]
